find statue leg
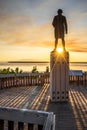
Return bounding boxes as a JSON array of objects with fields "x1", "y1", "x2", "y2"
[
  {"x1": 62, "y1": 38, "x2": 66, "y2": 51},
  {"x1": 54, "y1": 29, "x2": 58, "y2": 51},
  {"x1": 55, "y1": 38, "x2": 58, "y2": 50}
]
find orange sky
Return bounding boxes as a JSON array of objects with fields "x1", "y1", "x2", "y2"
[{"x1": 0, "y1": 0, "x2": 87, "y2": 62}]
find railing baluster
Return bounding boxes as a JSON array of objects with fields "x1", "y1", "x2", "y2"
[{"x1": 0, "y1": 119, "x2": 4, "y2": 130}]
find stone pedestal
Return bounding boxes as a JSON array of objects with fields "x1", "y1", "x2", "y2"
[{"x1": 50, "y1": 50, "x2": 69, "y2": 102}]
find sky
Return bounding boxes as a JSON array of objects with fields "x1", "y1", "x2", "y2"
[{"x1": 0, "y1": 0, "x2": 87, "y2": 62}]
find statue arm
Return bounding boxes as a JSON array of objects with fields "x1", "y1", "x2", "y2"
[
  {"x1": 64, "y1": 17, "x2": 68, "y2": 34},
  {"x1": 52, "y1": 16, "x2": 56, "y2": 28}
]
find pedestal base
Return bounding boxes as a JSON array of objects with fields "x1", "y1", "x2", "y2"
[{"x1": 50, "y1": 50, "x2": 69, "y2": 102}]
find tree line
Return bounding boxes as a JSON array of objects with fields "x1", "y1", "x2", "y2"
[{"x1": 0, "y1": 66, "x2": 49, "y2": 74}]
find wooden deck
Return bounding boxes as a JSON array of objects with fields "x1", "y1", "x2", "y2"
[{"x1": 0, "y1": 84, "x2": 87, "y2": 130}]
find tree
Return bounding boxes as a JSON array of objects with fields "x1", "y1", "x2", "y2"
[
  {"x1": 31, "y1": 66, "x2": 38, "y2": 73},
  {"x1": 45, "y1": 66, "x2": 49, "y2": 73}
]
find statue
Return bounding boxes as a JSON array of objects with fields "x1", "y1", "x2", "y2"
[{"x1": 52, "y1": 9, "x2": 68, "y2": 51}]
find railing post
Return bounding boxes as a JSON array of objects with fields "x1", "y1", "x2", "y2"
[{"x1": 1, "y1": 78, "x2": 3, "y2": 89}]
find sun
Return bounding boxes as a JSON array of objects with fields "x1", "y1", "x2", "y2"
[{"x1": 57, "y1": 48, "x2": 63, "y2": 53}]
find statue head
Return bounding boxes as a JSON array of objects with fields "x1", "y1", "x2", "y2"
[{"x1": 57, "y1": 9, "x2": 63, "y2": 15}]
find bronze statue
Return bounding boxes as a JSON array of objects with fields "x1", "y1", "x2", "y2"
[{"x1": 52, "y1": 9, "x2": 68, "y2": 51}]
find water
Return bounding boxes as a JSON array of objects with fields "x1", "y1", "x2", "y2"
[
  {"x1": 0, "y1": 62, "x2": 49, "y2": 72},
  {"x1": 0, "y1": 62, "x2": 87, "y2": 72},
  {"x1": 70, "y1": 62, "x2": 87, "y2": 72}
]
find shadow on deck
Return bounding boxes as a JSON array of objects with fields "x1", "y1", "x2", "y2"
[{"x1": 0, "y1": 85, "x2": 87, "y2": 130}]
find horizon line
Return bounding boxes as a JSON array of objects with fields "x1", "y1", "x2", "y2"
[{"x1": 0, "y1": 61, "x2": 87, "y2": 63}]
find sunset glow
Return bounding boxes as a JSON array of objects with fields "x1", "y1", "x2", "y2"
[
  {"x1": 57, "y1": 48, "x2": 63, "y2": 53},
  {"x1": 0, "y1": 0, "x2": 87, "y2": 62}
]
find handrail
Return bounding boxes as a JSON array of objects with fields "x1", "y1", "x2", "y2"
[{"x1": 0, "y1": 106, "x2": 55, "y2": 130}]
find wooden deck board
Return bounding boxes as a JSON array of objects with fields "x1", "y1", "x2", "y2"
[{"x1": 0, "y1": 85, "x2": 87, "y2": 130}]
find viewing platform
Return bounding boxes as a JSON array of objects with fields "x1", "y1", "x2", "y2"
[{"x1": 0, "y1": 72, "x2": 87, "y2": 130}]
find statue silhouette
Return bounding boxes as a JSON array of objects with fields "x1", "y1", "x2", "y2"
[{"x1": 52, "y1": 9, "x2": 68, "y2": 51}]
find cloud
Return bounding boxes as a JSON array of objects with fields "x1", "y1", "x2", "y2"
[
  {"x1": 0, "y1": 0, "x2": 87, "y2": 53},
  {"x1": 0, "y1": 14, "x2": 87, "y2": 53},
  {"x1": 66, "y1": 38, "x2": 87, "y2": 52},
  {"x1": 0, "y1": 16, "x2": 53, "y2": 47}
]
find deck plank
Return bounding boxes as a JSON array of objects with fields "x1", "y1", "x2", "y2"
[{"x1": 0, "y1": 85, "x2": 87, "y2": 130}]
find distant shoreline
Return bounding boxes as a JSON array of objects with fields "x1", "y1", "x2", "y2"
[
  {"x1": 8, "y1": 61, "x2": 49, "y2": 63},
  {"x1": 0, "y1": 61, "x2": 87, "y2": 64},
  {"x1": 8, "y1": 61, "x2": 87, "y2": 63}
]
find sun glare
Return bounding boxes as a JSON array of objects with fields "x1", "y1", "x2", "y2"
[{"x1": 57, "y1": 48, "x2": 63, "y2": 53}]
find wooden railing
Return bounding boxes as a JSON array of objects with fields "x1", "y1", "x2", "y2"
[
  {"x1": 0, "y1": 106, "x2": 55, "y2": 130},
  {"x1": 0, "y1": 71, "x2": 87, "y2": 89},
  {"x1": 69, "y1": 71, "x2": 87, "y2": 85},
  {"x1": 0, "y1": 73, "x2": 49, "y2": 89}
]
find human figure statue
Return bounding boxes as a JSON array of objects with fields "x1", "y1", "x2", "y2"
[{"x1": 52, "y1": 9, "x2": 68, "y2": 51}]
